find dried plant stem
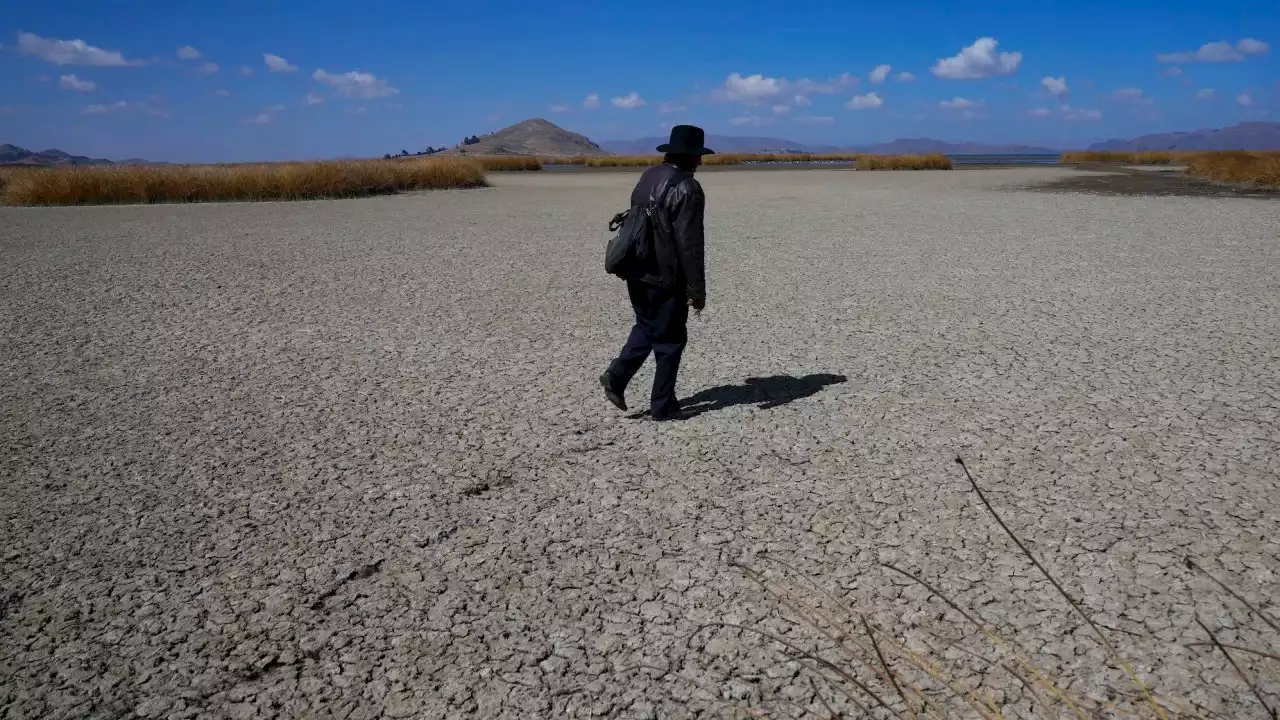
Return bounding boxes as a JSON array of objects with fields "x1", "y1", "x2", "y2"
[
  {"x1": 733, "y1": 563, "x2": 931, "y2": 713},
  {"x1": 1185, "y1": 558, "x2": 1280, "y2": 636},
  {"x1": 689, "y1": 622, "x2": 905, "y2": 719},
  {"x1": 1195, "y1": 617, "x2": 1276, "y2": 720},
  {"x1": 862, "y1": 616, "x2": 914, "y2": 718},
  {"x1": 1184, "y1": 642, "x2": 1280, "y2": 663},
  {"x1": 954, "y1": 456, "x2": 1168, "y2": 720},
  {"x1": 883, "y1": 563, "x2": 1089, "y2": 719}
]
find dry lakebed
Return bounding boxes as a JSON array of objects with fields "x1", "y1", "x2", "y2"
[{"x1": 2, "y1": 167, "x2": 1278, "y2": 718}]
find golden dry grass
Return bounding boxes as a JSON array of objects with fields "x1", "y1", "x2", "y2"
[
  {"x1": 1184, "y1": 151, "x2": 1280, "y2": 188},
  {"x1": 1061, "y1": 150, "x2": 1280, "y2": 188},
  {"x1": 1060, "y1": 151, "x2": 1193, "y2": 164},
  {"x1": 476, "y1": 156, "x2": 543, "y2": 171},
  {"x1": 857, "y1": 153, "x2": 954, "y2": 170},
  {"x1": 546, "y1": 153, "x2": 946, "y2": 169},
  {"x1": 1, "y1": 157, "x2": 487, "y2": 206},
  {"x1": 583, "y1": 155, "x2": 665, "y2": 167}
]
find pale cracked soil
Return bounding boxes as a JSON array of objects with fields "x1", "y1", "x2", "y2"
[{"x1": 2, "y1": 168, "x2": 1278, "y2": 719}]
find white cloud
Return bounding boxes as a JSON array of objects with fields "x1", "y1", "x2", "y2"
[
  {"x1": 245, "y1": 104, "x2": 285, "y2": 125},
  {"x1": 81, "y1": 100, "x2": 131, "y2": 114},
  {"x1": 583, "y1": 93, "x2": 600, "y2": 109},
  {"x1": 611, "y1": 91, "x2": 645, "y2": 109},
  {"x1": 214, "y1": 89, "x2": 232, "y2": 97},
  {"x1": 729, "y1": 114, "x2": 773, "y2": 127},
  {"x1": 791, "y1": 73, "x2": 856, "y2": 95},
  {"x1": 846, "y1": 92, "x2": 883, "y2": 110},
  {"x1": 349, "y1": 106, "x2": 368, "y2": 115},
  {"x1": 313, "y1": 69, "x2": 398, "y2": 99},
  {"x1": 793, "y1": 94, "x2": 813, "y2": 107},
  {"x1": 306, "y1": 91, "x2": 325, "y2": 106},
  {"x1": 1111, "y1": 87, "x2": 1152, "y2": 105},
  {"x1": 895, "y1": 71, "x2": 916, "y2": 82},
  {"x1": 658, "y1": 100, "x2": 686, "y2": 113},
  {"x1": 794, "y1": 115, "x2": 834, "y2": 124},
  {"x1": 15, "y1": 31, "x2": 141, "y2": 67},
  {"x1": 1041, "y1": 76, "x2": 1068, "y2": 96},
  {"x1": 82, "y1": 98, "x2": 169, "y2": 117},
  {"x1": 1060, "y1": 104, "x2": 1102, "y2": 122},
  {"x1": 58, "y1": 74, "x2": 95, "y2": 92},
  {"x1": 869, "y1": 64, "x2": 892, "y2": 84},
  {"x1": 264, "y1": 53, "x2": 298, "y2": 73},
  {"x1": 195, "y1": 62, "x2": 218, "y2": 75},
  {"x1": 1237, "y1": 38, "x2": 1270, "y2": 55},
  {"x1": 239, "y1": 66, "x2": 254, "y2": 76},
  {"x1": 772, "y1": 104, "x2": 791, "y2": 114},
  {"x1": 1237, "y1": 91, "x2": 1255, "y2": 107},
  {"x1": 1197, "y1": 88, "x2": 1217, "y2": 101},
  {"x1": 713, "y1": 72, "x2": 856, "y2": 106},
  {"x1": 1163, "y1": 67, "x2": 1184, "y2": 77},
  {"x1": 548, "y1": 104, "x2": 569, "y2": 113},
  {"x1": 177, "y1": 46, "x2": 201, "y2": 60},
  {"x1": 931, "y1": 37, "x2": 1022, "y2": 79},
  {"x1": 1029, "y1": 107, "x2": 1052, "y2": 118},
  {"x1": 716, "y1": 73, "x2": 783, "y2": 103},
  {"x1": 1157, "y1": 39, "x2": 1270, "y2": 63},
  {"x1": 939, "y1": 97, "x2": 980, "y2": 109}
]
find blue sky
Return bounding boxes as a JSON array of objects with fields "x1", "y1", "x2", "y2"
[{"x1": 1, "y1": 0, "x2": 1276, "y2": 162}]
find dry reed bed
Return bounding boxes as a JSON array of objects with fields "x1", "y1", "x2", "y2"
[
  {"x1": 476, "y1": 156, "x2": 543, "y2": 172},
  {"x1": 1, "y1": 157, "x2": 488, "y2": 206},
  {"x1": 544, "y1": 153, "x2": 951, "y2": 170},
  {"x1": 1184, "y1": 151, "x2": 1280, "y2": 188},
  {"x1": 1060, "y1": 151, "x2": 1195, "y2": 165},
  {"x1": 716, "y1": 458, "x2": 1280, "y2": 719},
  {"x1": 1061, "y1": 150, "x2": 1280, "y2": 187}
]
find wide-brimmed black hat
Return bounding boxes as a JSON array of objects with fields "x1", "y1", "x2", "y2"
[{"x1": 656, "y1": 124, "x2": 715, "y2": 155}]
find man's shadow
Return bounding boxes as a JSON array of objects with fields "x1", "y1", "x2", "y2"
[{"x1": 680, "y1": 373, "x2": 847, "y2": 416}]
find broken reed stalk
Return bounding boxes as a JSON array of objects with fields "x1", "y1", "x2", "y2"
[
  {"x1": 1186, "y1": 558, "x2": 1280, "y2": 636},
  {"x1": 953, "y1": 456, "x2": 1169, "y2": 720},
  {"x1": 742, "y1": 561, "x2": 1000, "y2": 719},
  {"x1": 689, "y1": 621, "x2": 906, "y2": 719},
  {"x1": 733, "y1": 561, "x2": 929, "y2": 711},
  {"x1": 1195, "y1": 617, "x2": 1277, "y2": 719},
  {"x1": 1183, "y1": 642, "x2": 1280, "y2": 663},
  {"x1": 862, "y1": 615, "x2": 913, "y2": 718},
  {"x1": 809, "y1": 675, "x2": 850, "y2": 718},
  {"x1": 882, "y1": 563, "x2": 1090, "y2": 719}
]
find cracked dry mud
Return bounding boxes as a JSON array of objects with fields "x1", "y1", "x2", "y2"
[{"x1": 2, "y1": 167, "x2": 1278, "y2": 719}]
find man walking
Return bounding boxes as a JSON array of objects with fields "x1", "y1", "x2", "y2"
[{"x1": 600, "y1": 125, "x2": 712, "y2": 421}]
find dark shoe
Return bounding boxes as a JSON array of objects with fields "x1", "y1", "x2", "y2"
[
  {"x1": 600, "y1": 373, "x2": 627, "y2": 411},
  {"x1": 647, "y1": 409, "x2": 691, "y2": 422}
]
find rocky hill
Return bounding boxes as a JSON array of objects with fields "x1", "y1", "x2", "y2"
[
  {"x1": 446, "y1": 119, "x2": 608, "y2": 157},
  {"x1": 0, "y1": 144, "x2": 115, "y2": 167},
  {"x1": 1088, "y1": 122, "x2": 1280, "y2": 151}
]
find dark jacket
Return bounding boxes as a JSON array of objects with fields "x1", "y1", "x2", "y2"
[{"x1": 629, "y1": 163, "x2": 706, "y2": 302}]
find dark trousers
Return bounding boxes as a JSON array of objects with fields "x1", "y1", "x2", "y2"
[{"x1": 605, "y1": 280, "x2": 688, "y2": 416}]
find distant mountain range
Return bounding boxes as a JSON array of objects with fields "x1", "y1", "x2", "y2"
[
  {"x1": 7, "y1": 120, "x2": 1279, "y2": 167},
  {"x1": 599, "y1": 134, "x2": 1060, "y2": 155},
  {"x1": 1087, "y1": 121, "x2": 1280, "y2": 151},
  {"x1": 1, "y1": 144, "x2": 114, "y2": 167},
  {"x1": 0, "y1": 143, "x2": 167, "y2": 167}
]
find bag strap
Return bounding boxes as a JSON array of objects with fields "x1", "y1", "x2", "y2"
[
  {"x1": 648, "y1": 171, "x2": 683, "y2": 211},
  {"x1": 608, "y1": 170, "x2": 684, "y2": 231}
]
